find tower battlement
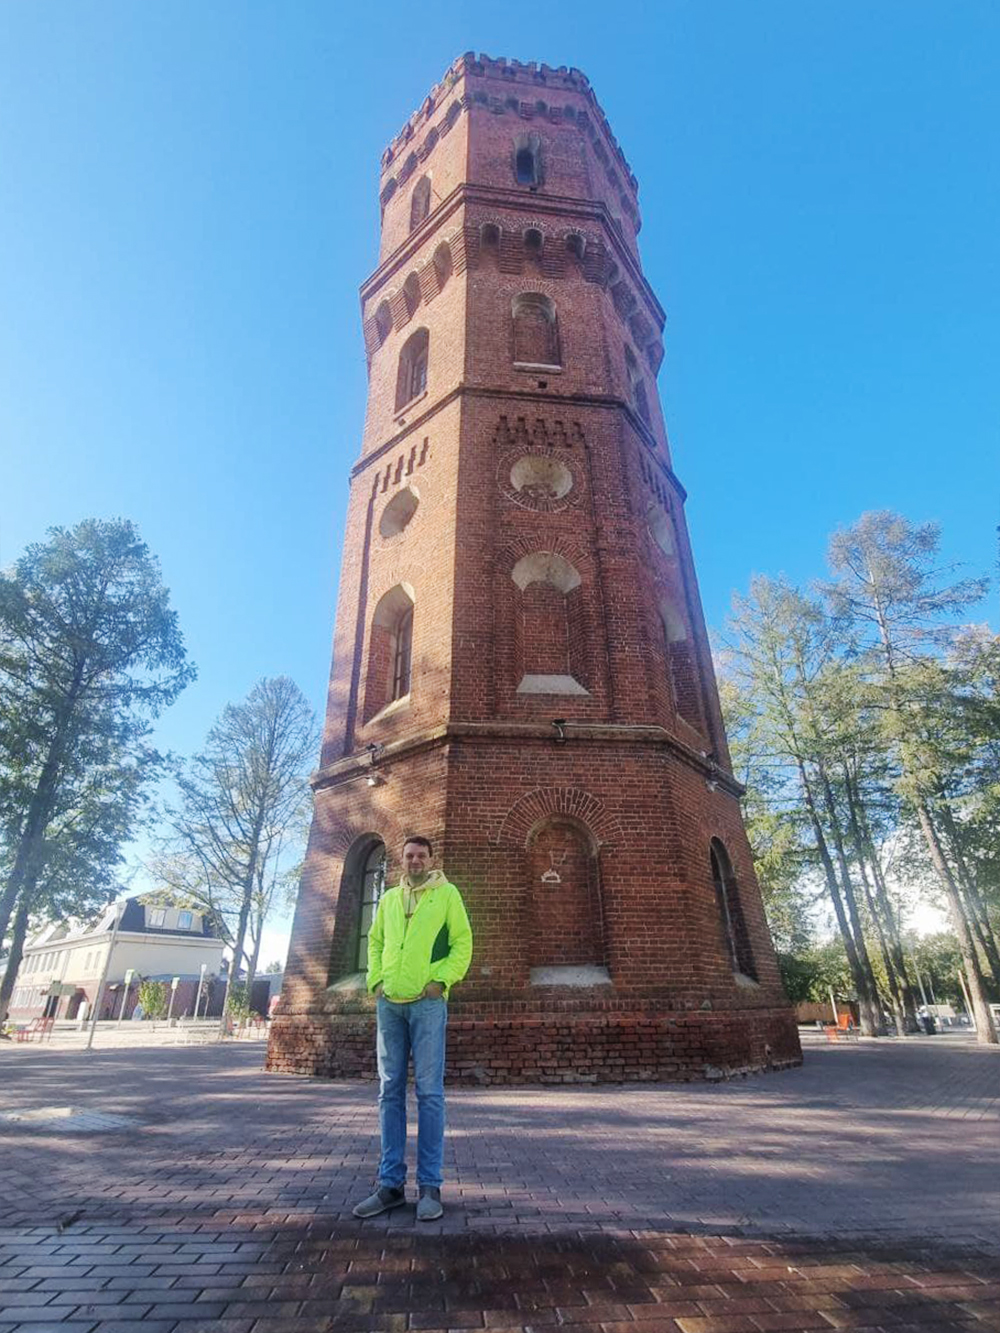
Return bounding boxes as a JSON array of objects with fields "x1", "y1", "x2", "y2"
[{"x1": 381, "y1": 53, "x2": 639, "y2": 203}]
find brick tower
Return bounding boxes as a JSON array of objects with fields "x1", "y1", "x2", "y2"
[{"x1": 266, "y1": 55, "x2": 801, "y2": 1083}]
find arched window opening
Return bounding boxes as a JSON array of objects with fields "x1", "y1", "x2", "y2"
[
  {"x1": 527, "y1": 818, "x2": 605, "y2": 976},
  {"x1": 409, "y1": 175, "x2": 431, "y2": 232},
  {"x1": 481, "y1": 223, "x2": 500, "y2": 262},
  {"x1": 395, "y1": 328, "x2": 429, "y2": 411},
  {"x1": 374, "y1": 301, "x2": 392, "y2": 345},
  {"x1": 433, "y1": 241, "x2": 453, "y2": 289},
  {"x1": 625, "y1": 345, "x2": 651, "y2": 425},
  {"x1": 513, "y1": 133, "x2": 542, "y2": 187},
  {"x1": 355, "y1": 841, "x2": 387, "y2": 971},
  {"x1": 512, "y1": 552, "x2": 588, "y2": 696},
  {"x1": 365, "y1": 584, "x2": 416, "y2": 721},
  {"x1": 512, "y1": 292, "x2": 560, "y2": 368},
  {"x1": 524, "y1": 227, "x2": 544, "y2": 259},
  {"x1": 566, "y1": 232, "x2": 586, "y2": 263},
  {"x1": 402, "y1": 272, "x2": 421, "y2": 319},
  {"x1": 710, "y1": 840, "x2": 757, "y2": 981}
]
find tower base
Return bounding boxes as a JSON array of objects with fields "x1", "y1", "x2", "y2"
[{"x1": 265, "y1": 993, "x2": 802, "y2": 1085}]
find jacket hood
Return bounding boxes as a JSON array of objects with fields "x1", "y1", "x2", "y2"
[{"x1": 401, "y1": 869, "x2": 450, "y2": 891}]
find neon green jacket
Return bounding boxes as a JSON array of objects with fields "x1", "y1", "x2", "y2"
[{"x1": 366, "y1": 872, "x2": 473, "y2": 1001}]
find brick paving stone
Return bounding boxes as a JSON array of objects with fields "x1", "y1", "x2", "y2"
[{"x1": 0, "y1": 1040, "x2": 997, "y2": 1333}]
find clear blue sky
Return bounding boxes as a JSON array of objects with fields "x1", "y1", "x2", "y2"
[{"x1": 2, "y1": 3, "x2": 996, "y2": 928}]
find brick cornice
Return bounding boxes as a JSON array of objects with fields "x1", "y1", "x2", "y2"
[
  {"x1": 361, "y1": 182, "x2": 663, "y2": 330},
  {"x1": 350, "y1": 385, "x2": 688, "y2": 504},
  {"x1": 311, "y1": 719, "x2": 743, "y2": 797}
]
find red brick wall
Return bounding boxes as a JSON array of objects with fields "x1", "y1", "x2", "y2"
[{"x1": 269, "y1": 55, "x2": 800, "y2": 1085}]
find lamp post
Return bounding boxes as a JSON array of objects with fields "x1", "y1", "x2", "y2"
[
  {"x1": 116, "y1": 969, "x2": 134, "y2": 1026},
  {"x1": 85, "y1": 898, "x2": 125, "y2": 1053}
]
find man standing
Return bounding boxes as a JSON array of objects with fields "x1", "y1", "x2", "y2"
[{"x1": 352, "y1": 835, "x2": 473, "y2": 1222}]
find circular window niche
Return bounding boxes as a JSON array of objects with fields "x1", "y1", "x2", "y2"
[
  {"x1": 379, "y1": 487, "x2": 419, "y2": 539},
  {"x1": 510, "y1": 455, "x2": 573, "y2": 502},
  {"x1": 648, "y1": 504, "x2": 676, "y2": 557}
]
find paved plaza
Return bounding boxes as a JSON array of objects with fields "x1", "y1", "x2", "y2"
[{"x1": 0, "y1": 1033, "x2": 997, "y2": 1332}]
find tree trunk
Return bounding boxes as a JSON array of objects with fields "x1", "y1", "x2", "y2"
[
  {"x1": 795, "y1": 759, "x2": 881, "y2": 1036},
  {"x1": 0, "y1": 895, "x2": 31, "y2": 1026},
  {"x1": 853, "y1": 785, "x2": 920, "y2": 1031},
  {"x1": 940, "y1": 807, "x2": 1000, "y2": 990},
  {"x1": 915, "y1": 801, "x2": 997, "y2": 1044},
  {"x1": 0, "y1": 876, "x2": 19, "y2": 959},
  {"x1": 843, "y1": 770, "x2": 912, "y2": 1034},
  {"x1": 817, "y1": 767, "x2": 884, "y2": 1034}
]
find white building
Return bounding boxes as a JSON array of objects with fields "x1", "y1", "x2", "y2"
[{"x1": 7, "y1": 898, "x2": 224, "y2": 1022}]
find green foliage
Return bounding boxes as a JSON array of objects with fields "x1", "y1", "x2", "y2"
[
  {"x1": 224, "y1": 979, "x2": 252, "y2": 1019},
  {"x1": 137, "y1": 978, "x2": 168, "y2": 1019},
  {"x1": 0, "y1": 519, "x2": 194, "y2": 1013}
]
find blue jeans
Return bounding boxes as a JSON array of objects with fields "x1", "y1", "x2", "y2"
[{"x1": 376, "y1": 995, "x2": 447, "y2": 1190}]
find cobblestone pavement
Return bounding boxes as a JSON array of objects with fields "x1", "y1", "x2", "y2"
[{"x1": 0, "y1": 1034, "x2": 997, "y2": 1332}]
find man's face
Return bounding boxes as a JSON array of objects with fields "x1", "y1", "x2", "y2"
[{"x1": 402, "y1": 841, "x2": 431, "y2": 884}]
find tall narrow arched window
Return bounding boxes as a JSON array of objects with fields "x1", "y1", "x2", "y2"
[
  {"x1": 355, "y1": 841, "x2": 387, "y2": 970},
  {"x1": 512, "y1": 293, "x2": 560, "y2": 368},
  {"x1": 364, "y1": 584, "x2": 416, "y2": 721},
  {"x1": 409, "y1": 175, "x2": 431, "y2": 231},
  {"x1": 710, "y1": 839, "x2": 757, "y2": 981},
  {"x1": 395, "y1": 328, "x2": 429, "y2": 410},
  {"x1": 513, "y1": 132, "x2": 542, "y2": 187},
  {"x1": 625, "y1": 345, "x2": 651, "y2": 425}
]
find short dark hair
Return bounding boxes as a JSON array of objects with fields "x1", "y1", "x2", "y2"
[{"x1": 403, "y1": 834, "x2": 433, "y2": 856}]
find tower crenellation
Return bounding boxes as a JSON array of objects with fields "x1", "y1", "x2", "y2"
[{"x1": 267, "y1": 56, "x2": 801, "y2": 1085}]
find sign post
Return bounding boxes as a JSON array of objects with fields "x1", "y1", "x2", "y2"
[
  {"x1": 193, "y1": 962, "x2": 207, "y2": 1021},
  {"x1": 166, "y1": 976, "x2": 180, "y2": 1024}
]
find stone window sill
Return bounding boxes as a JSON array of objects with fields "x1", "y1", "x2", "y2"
[
  {"x1": 365, "y1": 693, "x2": 411, "y2": 725},
  {"x1": 513, "y1": 363, "x2": 562, "y2": 374},
  {"x1": 394, "y1": 390, "x2": 428, "y2": 422},
  {"x1": 517, "y1": 674, "x2": 589, "y2": 696}
]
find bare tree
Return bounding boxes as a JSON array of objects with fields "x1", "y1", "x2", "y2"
[{"x1": 162, "y1": 677, "x2": 316, "y2": 1002}]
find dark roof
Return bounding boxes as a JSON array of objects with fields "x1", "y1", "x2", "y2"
[{"x1": 120, "y1": 900, "x2": 219, "y2": 939}]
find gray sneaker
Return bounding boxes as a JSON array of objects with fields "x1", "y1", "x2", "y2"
[
  {"x1": 352, "y1": 1184, "x2": 406, "y2": 1219},
  {"x1": 416, "y1": 1185, "x2": 443, "y2": 1221}
]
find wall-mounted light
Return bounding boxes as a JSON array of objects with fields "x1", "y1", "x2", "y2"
[
  {"x1": 705, "y1": 778, "x2": 718, "y2": 793},
  {"x1": 552, "y1": 718, "x2": 567, "y2": 743}
]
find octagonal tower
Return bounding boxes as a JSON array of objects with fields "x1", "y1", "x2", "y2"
[{"x1": 266, "y1": 55, "x2": 801, "y2": 1083}]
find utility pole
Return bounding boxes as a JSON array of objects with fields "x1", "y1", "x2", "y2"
[{"x1": 85, "y1": 899, "x2": 124, "y2": 1053}]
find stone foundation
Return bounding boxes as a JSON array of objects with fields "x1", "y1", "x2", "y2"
[{"x1": 265, "y1": 995, "x2": 802, "y2": 1085}]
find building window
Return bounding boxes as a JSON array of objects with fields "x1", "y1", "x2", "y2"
[
  {"x1": 409, "y1": 175, "x2": 431, "y2": 231},
  {"x1": 513, "y1": 132, "x2": 542, "y2": 187},
  {"x1": 391, "y1": 606, "x2": 413, "y2": 701},
  {"x1": 512, "y1": 293, "x2": 560, "y2": 368},
  {"x1": 395, "y1": 328, "x2": 429, "y2": 411},
  {"x1": 148, "y1": 908, "x2": 166, "y2": 928},
  {"x1": 710, "y1": 839, "x2": 757, "y2": 981},
  {"x1": 178, "y1": 910, "x2": 193, "y2": 930},
  {"x1": 355, "y1": 841, "x2": 387, "y2": 970},
  {"x1": 364, "y1": 583, "x2": 416, "y2": 722},
  {"x1": 625, "y1": 345, "x2": 651, "y2": 425}
]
